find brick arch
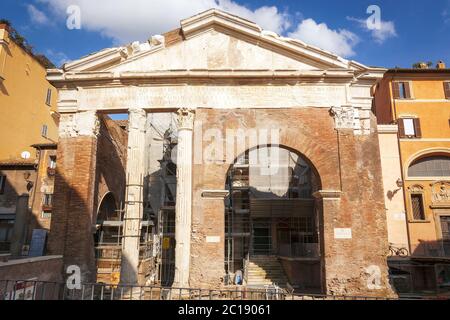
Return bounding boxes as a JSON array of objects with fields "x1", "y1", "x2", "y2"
[{"x1": 96, "y1": 191, "x2": 119, "y2": 222}]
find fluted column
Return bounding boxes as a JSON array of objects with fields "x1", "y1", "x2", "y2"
[
  {"x1": 120, "y1": 107, "x2": 147, "y2": 285},
  {"x1": 174, "y1": 108, "x2": 195, "y2": 287}
]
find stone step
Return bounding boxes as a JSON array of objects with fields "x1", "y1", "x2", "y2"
[
  {"x1": 246, "y1": 257, "x2": 288, "y2": 287},
  {"x1": 249, "y1": 276, "x2": 287, "y2": 279},
  {"x1": 248, "y1": 270, "x2": 286, "y2": 274},
  {"x1": 248, "y1": 266, "x2": 284, "y2": 270},
  {"x1": 248, "y1": 270, "x2": 287, "y2": 275}
]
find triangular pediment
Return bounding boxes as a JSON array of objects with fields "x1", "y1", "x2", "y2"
[{"x1": 62, "y1": 9, "x2": 373, "y2": 74}]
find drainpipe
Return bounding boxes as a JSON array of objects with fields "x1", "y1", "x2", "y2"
[{"x1": 26, "y1": 146, "x2": 43, "y2": 246}]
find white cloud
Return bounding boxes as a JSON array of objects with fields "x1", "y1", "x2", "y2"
[
  {"x1": 443, "y1": 8, "x2": 450, "y2": 24},
  {"x1": 46, "y1": 49, "x2": 71, "y2": 67},
  {"x1": 37, "y1": 0, "x2": 291, "y2": 44},
  {"x1": 27, "y1": 4, "x2": 50, "y2": 25},
  {"x1": 347, "y1": 17, "x2": 397, "y2": 44},
  {"x1": 288, "y1": 19, "x2": 359, "y2": 57},
  {"x1": 372, "y1": 20, "x2": 397, "y2": 43}
]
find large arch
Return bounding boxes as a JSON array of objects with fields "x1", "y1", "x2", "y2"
[{"x1": 224, "y1": 144, "x2": 323, "y2": 292}]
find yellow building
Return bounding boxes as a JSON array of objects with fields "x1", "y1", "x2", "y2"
[
  {"x1": 0, "y1": 23, "x2": 58, "y2": 161},
  {"x1": 374, "y1": 63, "x2": 450, "y2": 295}
]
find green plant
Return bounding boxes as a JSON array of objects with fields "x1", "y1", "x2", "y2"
[
  {"x1": 0, "y1": 19, "x2": 12, "y2": 26},
  {"x1": 34, "y1": 54, "x2": 56, "y2": 69},
  {"x1": 412, "y1": 61, "x2": 433, "y2": 69},
  {"x1": 2, "y1": 21, "x2": 55, "y2": 68}
]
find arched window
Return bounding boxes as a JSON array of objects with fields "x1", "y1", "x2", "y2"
[{"x1": 408, "y1": 156, "x2": 450, "y2": 177}]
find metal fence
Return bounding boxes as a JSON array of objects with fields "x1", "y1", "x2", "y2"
[
  {"x1": 0, "y1": 280, "x2": 411, "y2": 301},
  {"x1": 0, "y1": 280, "x2": 287, "y2": 300}
]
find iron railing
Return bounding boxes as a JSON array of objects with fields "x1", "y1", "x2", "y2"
[
  {"x1": 411, "y1": 241, "x2": 450, "y2": 258},
  {"x1": 0, "y1": 280, "x2": 417, "y2": 300},
  {"x1": 0, "y1": 280, "x2": 287, "y2": 301}
]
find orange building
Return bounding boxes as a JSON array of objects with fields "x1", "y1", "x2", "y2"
[{"x1": 374, "y1": 62, "x2": 450, "y2": 295}]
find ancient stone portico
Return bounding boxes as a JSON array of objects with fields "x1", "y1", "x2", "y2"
[{"x1": 46, "y1": 9, "x2": 394, "y2": 297}]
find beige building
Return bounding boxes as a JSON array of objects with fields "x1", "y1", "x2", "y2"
[{"x1": 377, "y1": 125, "x2": 409, "y2": 250}]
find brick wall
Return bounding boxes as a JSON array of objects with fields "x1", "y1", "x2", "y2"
[
  {"x1": 190, "y1": 108, "x2": 394, "y2": 297},
  {"x1": 47, "y1": 136, "x2": 98, "y2": 283},
  {"x1": 0, "y1": 255, "x2": 63, "y2": 281},
  {"x1": 94, "y1": 116, "x2": 127, "y2": 217},
  {"x1": 47, "y1": 115, "x2": 127, "y2": 283}
]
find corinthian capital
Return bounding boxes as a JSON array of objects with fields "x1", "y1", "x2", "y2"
[
  {"x1": 128, "y1": 107, "x2": 147, "y2": 131},
  {"x1": 177, "y1": 107, "x2": 195, "y2": 130}
]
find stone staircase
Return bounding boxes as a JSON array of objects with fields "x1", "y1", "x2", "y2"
[{"x1": 246, "y1": 256, "x2": 289, "y2": 288}]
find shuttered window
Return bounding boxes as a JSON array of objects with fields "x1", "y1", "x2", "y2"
[
  {"x1": 441, "y1": 216, "x2": 450, "y2": 241},
  {"x1": 398, "y1": 118, "x2": 422, "y2": 138},
  {"x1": 46, "y1": 89, "x2": 52, "y2": 105},
  {"x1": 393, "y1": 82, "x2": 412, "y2": 99},
  {"x1": 444, "y1": 82, "x2": 450, "y2": 99},
  {"x1": 411, "y1": 194, "x2": 426, "y2": 221},
  {"x1": 41, "y1": 125, "x2": 48, "y2": 138}
]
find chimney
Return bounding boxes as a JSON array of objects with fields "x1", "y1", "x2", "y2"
[
  {"x1": 0, "y1": 23, "x2": 10, "y2": 42},
  {"x1": 437, "y1": 60, "x2": 446, "y2": 70},
  {"x1": 0, "y1": 24, "x2": 9, "y2": 82}
]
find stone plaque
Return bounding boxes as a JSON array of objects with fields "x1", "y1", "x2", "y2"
[
  {"x1": 334, "y1": 228, "x2": 352, "y2": 239},
  {"x1": 206, "y1": 236, "x2": 221, "y2": 243},
  {"x1": 393, "y1": 212, "x2": 406, "y2": 221}
]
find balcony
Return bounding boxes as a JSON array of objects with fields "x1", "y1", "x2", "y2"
[
  {"x1": 411, "y1": 240, "x2": 450, "y2": 259},
  {"x1": 42, "y1": 204, "x2": 52, "y2": 212}
]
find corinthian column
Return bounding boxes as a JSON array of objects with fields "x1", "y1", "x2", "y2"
[
  {"x1": 174, "y1": 108, "x2": 195, "y2": 287},
  {"x1": 120, "y1": 107, "x2": 147, "y2": 285}
]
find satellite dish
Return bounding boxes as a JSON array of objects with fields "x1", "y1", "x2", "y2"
[{"x1": 21, "y1": 151, "x2": 31, "y2": 159}]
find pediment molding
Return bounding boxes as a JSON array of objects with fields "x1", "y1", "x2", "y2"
[{"x1": 52, "y1": 9, "x2": 385, "y2": 78}]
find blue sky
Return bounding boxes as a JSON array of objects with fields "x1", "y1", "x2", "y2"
[{"x1": 1, "y1": 0, "x2": 449, "y2": 69}]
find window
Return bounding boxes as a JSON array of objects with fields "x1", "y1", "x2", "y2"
[
  {"x1": 41, "y1": 125, "x2": 48, "y2": 138},
  {"x1": 46, "y1": 89, "x2": 52, "y2": 105},
  {"x1": 43, "y1": 194, "x2": 53, "y2": 206},
  {"x1": 411, "y1": 194, "x2": 426, "y2": 221},
  {"x1": 0, "y1": 217, "x2": 14, "y2": 252},
  {"x1": 408, "y1": 156, "x2": 450, "y2": 177},
  {"x1": 49, "y1": 156, "x2": 56, "y2": 169},
  {"x1": 398, "y1": 118, "x2": 422, "y2": 138},
  {"x1": 0, "y1": 175, "x2": 5, "y2": 194},
  {"x1": 41, "y1": 212, "x2": 52, "y2": 219},
  {"x1": 445, "y1": 82, "x2": 450, "y2": 100},
  {"x1": 393, "y1": 82, "x2": 412, "y2": 99}
]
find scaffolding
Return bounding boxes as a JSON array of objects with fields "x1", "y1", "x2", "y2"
[
  {"x1": 144, "y1": 114, "x2": 178, "y2": 287},
  {"x1": 225, "y1": 152, "x2": 251, "y2": 274},
  {"x1": 94, "y1": 176, "x2": 155, "y2": 284},
  {"x1": 156, "y1": 129, "x2": 177, "y2": 286},
  {"x1": 225, "y1": 147, "x2": 321, "y2": 285}
]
